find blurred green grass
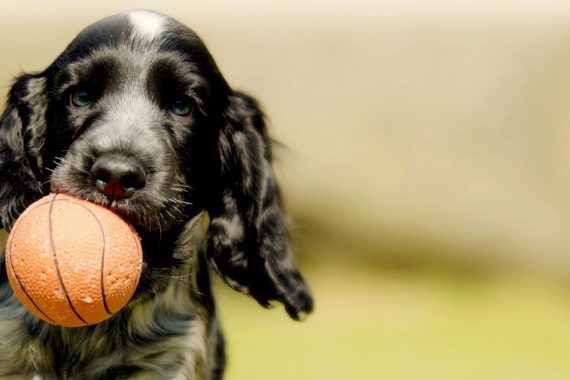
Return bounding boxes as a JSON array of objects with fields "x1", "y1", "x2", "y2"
[{"x1": 218, "y1": 264, "x2": 570, "y2": 380}]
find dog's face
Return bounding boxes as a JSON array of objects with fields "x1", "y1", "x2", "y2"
[
  {"x1": 0, "y1": 10, "x2": 312, "y2": 319},
  {"x1": 46, "y1": 11, "x2": 229, "y2": 232}
]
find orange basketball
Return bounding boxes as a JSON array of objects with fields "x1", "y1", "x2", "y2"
[{"x1": 5, "y1": 193, "x2": 143, "y2": 327}]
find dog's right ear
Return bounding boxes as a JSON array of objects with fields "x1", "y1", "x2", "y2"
[{"x1": 0, "y1": 73, "x2": 48, "y2": 229}]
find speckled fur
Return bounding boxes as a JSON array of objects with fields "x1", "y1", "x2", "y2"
[{"x1": 0, "y1": 10, "x2": 312, "y2": 379}]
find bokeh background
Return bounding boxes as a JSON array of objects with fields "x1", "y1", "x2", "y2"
[{"x1": 2, "y1": 0, "x2": 570, "y2": 379}]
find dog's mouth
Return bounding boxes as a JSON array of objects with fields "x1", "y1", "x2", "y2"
[
  {"x1": 50, "y1": 185, "x2": 187, "y2": 233},
  {"x1": 49, "y1": 150, "x2": 191, "y2": 234},
  {"x1": 49, "y1": 179, "x2": 190, "y2": 236}
]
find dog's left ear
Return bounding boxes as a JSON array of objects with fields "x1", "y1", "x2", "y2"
[{"x1": 206, "y1": 91, "x2": 313, "y2": 320}]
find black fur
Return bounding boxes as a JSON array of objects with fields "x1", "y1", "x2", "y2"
[{"x1": 0, "y1": 10, "x2": 312, "y2": 379}]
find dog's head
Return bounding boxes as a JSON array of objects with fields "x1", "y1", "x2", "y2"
[{"x1": 0, "y1": 10, "x2": 312, "y2": 319}]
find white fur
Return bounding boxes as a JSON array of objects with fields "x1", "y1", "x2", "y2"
[{"x1": 128, "y1": 10, "x2": 165, "y2": 41}]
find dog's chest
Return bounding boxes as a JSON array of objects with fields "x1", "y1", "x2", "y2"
[{"x1": 0, "y1": 274, "x2": 212, "y2": 379}]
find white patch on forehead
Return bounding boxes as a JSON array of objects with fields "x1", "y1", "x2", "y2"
[{"x1": 128, "y1": 10, "x2": 166, "y2": 41}]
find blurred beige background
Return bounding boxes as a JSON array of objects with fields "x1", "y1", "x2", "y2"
[{"x1": 2, "y1": 1, "x2": 570, "y2": 379}]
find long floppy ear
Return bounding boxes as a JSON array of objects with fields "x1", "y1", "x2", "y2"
[
  {"x1": 0, "y1": 74, "x2": 48, "y2": 229},
  {"x1": 206, "y1": 92, "x2": 313, "y2": 320}
]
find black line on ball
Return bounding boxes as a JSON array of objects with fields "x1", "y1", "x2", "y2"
[
  {"x1": 126, "y1": 224, "x2": 142, "y2": 307},
  {"x1": 7, "y1": 217, "x2": 56, "y2": 324},
  {"x1": 49, "y1": 194, "x2": 89, "y2": 325},
  {"x1": 57, "y1": 197, "x2": 113, "y2": 316},
  {"x1": 82, "y1": 206, "x2": 112, "y2": 315}
]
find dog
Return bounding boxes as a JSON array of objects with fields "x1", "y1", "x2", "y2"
[{"x1": 0, "y1": 10, "x2": 312, "y2": 379}]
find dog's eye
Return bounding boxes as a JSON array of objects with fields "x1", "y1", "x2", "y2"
[
  {"x1": 70, "y1": 89, "x2": 93, "y2": 108},
  {"x1": 170, "y1": 98, "x2": 192, "y2": 117}
]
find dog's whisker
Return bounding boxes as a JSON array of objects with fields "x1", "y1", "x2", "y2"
[
  {"x1": 39, "y1": 178, "x2": 53, "y2": 188},
  {"x1": 163, "y1": 208, "x2": 176, "y2": 221}
]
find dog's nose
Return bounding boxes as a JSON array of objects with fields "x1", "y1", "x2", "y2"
[{"x1": 90, "y1": 155, "x2": 146, "y2": 200}]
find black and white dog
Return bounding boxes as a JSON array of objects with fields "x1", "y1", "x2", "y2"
[{"x1": 0, "y1": 10, "x2": 312, "y2": 379}]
